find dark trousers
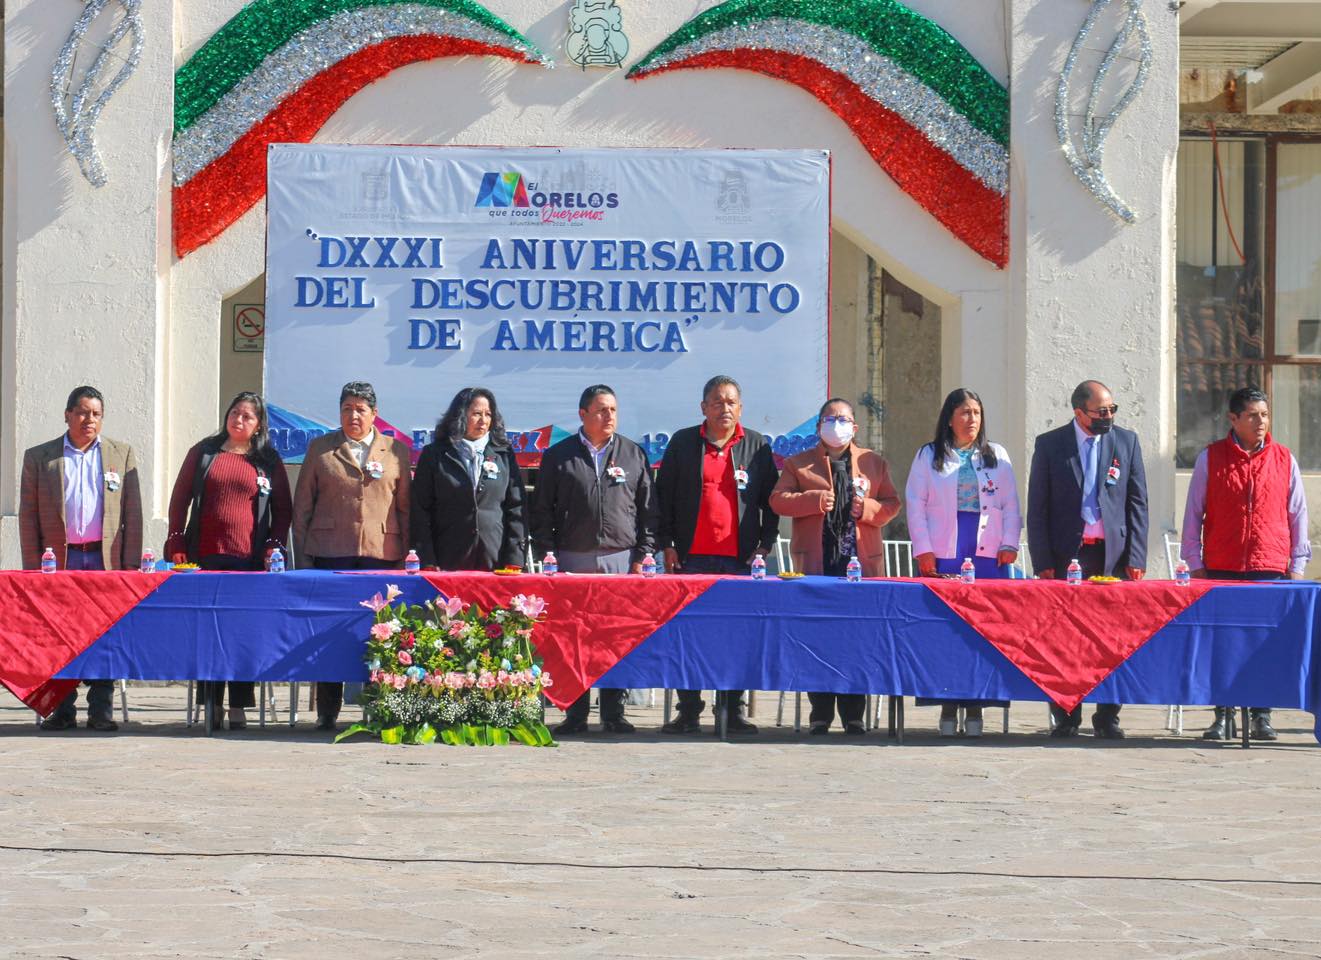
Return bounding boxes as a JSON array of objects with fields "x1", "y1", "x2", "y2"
[
  {"x1": 565, "y1": 689, "x2": 627, "y2": 724},
  {"x1": 808, "y1": 554, "x2": 865, "y2": 727},
  {"x1": 675, "y1": 553, "x2": 748, "y2": 717},
  {"x1": 198, "y1": 554, "x2": 260, "y2": 709},
  {"x1": 1049, "y1": 542, "x2": 1122, "y2": 729},
  {"x1": 52, "y1": 548, "x2": 114, "y2": 721},
  {"x1": 312, "y1": 555, "x2": 402, "y2": 719},
  {"x1": 808, "y1": 693, "x2": 866, "y2": 727},
  {"x1": 1207, "y1": 569, "x2": 1286, "y2": 718},
  {"x1": 559, "y1": 548, "x2": 632, "y2": 724}
]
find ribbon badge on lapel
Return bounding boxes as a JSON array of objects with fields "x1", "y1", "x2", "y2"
[
  {"x1": 482, "y1": 458, "x2": 500, "y2": 480},
  {"x1": 1105, "y1": 458, "x2": 1121, "y2": 487},
  {"x1": 104, "y1": 470, "x2": 121, "y2": 492},
  {"x1": 981, "y1": 477, "x2": 998, "y2": 497},
  {"x1": 733, "y1": 466, "x2": 749, "y2": 491},
  {"x1": 606, "y1": 463, "x2": 627, "y2": 485},
  {"x1": 256, "y1": 474, "x2": 271, "y2": 495},
  {"x1": 365, "y1": 459, "x2": 384, "y2": 480},
  {"x1": 852, "y1": 476, "x2": 870, "y2": 497}
]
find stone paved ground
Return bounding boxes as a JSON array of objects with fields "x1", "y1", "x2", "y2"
[{"x1": 1, "y1": 686, "x2": 1319, "y2": 959}]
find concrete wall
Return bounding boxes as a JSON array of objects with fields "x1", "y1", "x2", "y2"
[{"x1": 1, "y1": 0, "x2": 1188, "y2": 574}]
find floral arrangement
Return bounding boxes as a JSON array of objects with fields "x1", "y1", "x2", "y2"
[{"x1": 337, "y1": 585, "x2": 556, "y2": 747}]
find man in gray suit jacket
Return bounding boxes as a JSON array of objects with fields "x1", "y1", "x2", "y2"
[
  {"x1": 1027, "y1": 380, "x2": 1149, "y2": 740},
  {"x1": 19, "y1": 385, "x2": 143, "y2": 731}
]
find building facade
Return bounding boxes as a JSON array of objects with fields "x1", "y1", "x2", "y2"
[{"x1": 3, "y1": 0, "x2": 1309, "y2": 574}]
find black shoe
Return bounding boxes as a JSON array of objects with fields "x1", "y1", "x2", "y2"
[
  {"x1": 723, "y1": 715, "x2": 759, "y2": 735},
  {"x1": 844, "y1": 721, "x2": 866, "y2": 737},
  {"x1": 1202, "y1": 709, "x2": 1230, "y2": 741},
  {"x1": 86, "y1": 716, "x2": 119, "y2": 732},
  {"x1": 601, "y1": 719, "x2": 635, "y2": 734},
  {"x1": 1250, "y1": 715, "x2": 1278, "y2": 741},
  {"x1": 660, "y1": 715, "x2": 701, "y2": 735},
  {"x1": 808, "y1": 722, "x2": 830, "y2": 736},
  {"x1": 553, "y1": 718, "x2": 589, "y2": 735},
  {"x1": 39, "y1": 715, "x2": 76, "y2": 731},
  {"x1": 315, "y1": 715, "x2": 338, "y2": 732},
  {"x1": 1049, "y1": 724, "x2": 1079, "y2": 738},
  {"x1": 1092, "y1": 720, "x2": 1126, "y2": 740}
]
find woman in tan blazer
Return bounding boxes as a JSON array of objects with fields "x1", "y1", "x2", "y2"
[
  {"x1": 292, "y1": 381, "x2": 412, "y2": 730},
  {"x1": 770, "y1": 398, "x2": 901, "y2": 735}
]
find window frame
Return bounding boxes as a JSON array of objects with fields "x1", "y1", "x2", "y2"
[{"x1": 1178, "y1": 133, "x2": 1321, "y2": 457}]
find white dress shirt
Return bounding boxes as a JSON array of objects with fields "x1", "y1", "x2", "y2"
[
  {"x1": 62, "y1": 434, "x2": 105, "y2": 544},
  {"x1": 346, "y1": 429, "x2": 375, "y2": 470}
]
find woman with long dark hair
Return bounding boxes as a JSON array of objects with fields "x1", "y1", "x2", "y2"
[
  {"x1": 905, "y1": 387, "x2": 1021, "y2": 738},
  {"x1": 166, "y1": 391, "x2": 293, "y2": 729},
  {"x1": 410, "y1": 386, "x2": 527, "y2": 571}
]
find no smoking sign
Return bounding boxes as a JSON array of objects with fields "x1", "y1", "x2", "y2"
[{"x1": 233, "y1": 304, "x2": 264, "y2": 352}]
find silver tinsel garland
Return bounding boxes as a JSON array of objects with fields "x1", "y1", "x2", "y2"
[
  {"x1": 1055, "y1": 0, "x2": 1152, "y2": 222},
  {"x1": 643, "y1": 19, "x2": 1008, "y2": 196},
  {"x1": 172, "y1": 4, "x2": 522, "y2": 186},
  {"x1": 50, "y1": 0, "x2": 145, "y2": 187}
]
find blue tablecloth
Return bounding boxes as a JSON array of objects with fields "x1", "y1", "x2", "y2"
[{"x1": 58, "y1": 571, "x2": 1321, "y2": 739}]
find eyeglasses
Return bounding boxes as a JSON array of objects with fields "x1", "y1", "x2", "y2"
[
  {"x1": 822, "y1": 416, "x2": 855, "y2": 426},
  {"x1": 1086, "y1": 405, "x2": 1119, "y2": 417}
]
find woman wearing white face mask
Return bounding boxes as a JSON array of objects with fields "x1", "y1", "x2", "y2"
[
  {"x1": 771, "y1": 398, "x2": 901, "y2": 735},
  {"x1": 906, "y1": 387, "x2": 1022, "y2": 738}
]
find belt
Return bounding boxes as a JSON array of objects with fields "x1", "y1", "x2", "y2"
[
  {"x1": 66, "y1": 540, "x2": 102, "y2": 552},
  {"x1": 1081, "y1": 537, "x2": 1105, "y2": 545}
]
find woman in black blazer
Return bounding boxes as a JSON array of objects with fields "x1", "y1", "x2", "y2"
[{"x1": 411, "y1": 387, "x2": 527, "y2": 571}]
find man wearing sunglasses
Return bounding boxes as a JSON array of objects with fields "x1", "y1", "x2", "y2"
[{"x1": 1027, "y1": 380, "x2": 1150, "y2": 739}]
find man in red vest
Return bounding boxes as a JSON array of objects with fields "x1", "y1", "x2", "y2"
[{"x1": 1181, "y1": 386, "x2": 1311, "y2": 741}]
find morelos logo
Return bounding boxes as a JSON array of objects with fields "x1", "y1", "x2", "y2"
[{"x1": 475, "y1": 171, "x2": 619, "y2": 223}]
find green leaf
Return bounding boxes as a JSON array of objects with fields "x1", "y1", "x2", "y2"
[
  {"x1": 439, "y1": 727, "x2": 462, "y2": 746},
  {"x1": 510, "y1": 724, "x2": 539, "y2": 746},
  {"x1": 532, "y1": 721, "x2": 556, "y2": 747},
  {"x1": 415, "y1": 723, "x2": 438, "y2": 745},
  {"x1": 380, "y1": 726, "x2": 405, "y2": 745},
  {"x1": 490, "y1": 727, "x2": 510, "y2": 746},
  {"x1": 462, "y1": 723, "x2": 482, "y2": 746},
  {"x1": 332, "y1": 722, "x2": 377, "y2": 744}
]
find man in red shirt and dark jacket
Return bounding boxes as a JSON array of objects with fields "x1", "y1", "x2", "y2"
[
  {"x1": 655, "y1": 375, "x2": 780, "y2": 735},
  {"x1": 1181, "y1": 386, "x2": 1311, "y2": 741}
]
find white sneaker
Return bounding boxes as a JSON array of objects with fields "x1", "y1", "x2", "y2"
[
  {"x1": 964, "y1": 718, "x2": 983, "y2": 738},
  {"x1": 939, "y1": 717, "x2": 957, "y2": 737}
]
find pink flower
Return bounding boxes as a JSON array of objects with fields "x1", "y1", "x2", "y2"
[
  {"x1": 392, "y1": 675, "x2": 407, "y2": 690},
  {"x1": 385, "y1": 584, "x2": 402, "y2": 603},
  {"x1": 496, "y1": 670, "x2": 510, "y2": 685},
  {"x1": 447, "y1": 622, "x2": 467, "y2": 638},
  {"x1": 511, "y1": 594, "x2": 546, "y2": 618},
  {"x1": 441, "y1": 646, "x2": 455, "y2": 657},
  {"x1": 441, "y1": 596, "x2": 465, "y2": 618},
  {"x1": 477, "y1": 671, "x2": 496, "y2": 690},
  {"x1": 540, "y1": 671, "x2": 553, "y2": 689},
  {"x1": 370, "y1": 622, "x2": 394, "y2": 641},
  {"x1": 517, "y1": 628, "x2": 533, "y2": 640},
  {"x1": 485, "y1": 623, "x2": 504, "y2": 640},
  {"x1": 465, "y1": 673, "x2": 477, "y2": 688},
  {"x1": 400, "y1": 632, "x2": 415, "y2": 649},
  {"x1": 359, "y1": 592, "x2": 389, "y2": 613},
  {"x1": 397, "y1": 651, "x2": 413, "y2": 666}
]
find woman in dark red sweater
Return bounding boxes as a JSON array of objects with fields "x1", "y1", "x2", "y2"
[{"x1": 166, "y1": 391, "x2": 292, "y2": 730}]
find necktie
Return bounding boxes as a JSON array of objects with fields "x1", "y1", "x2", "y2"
[{"x1": 1081, "y1": 436, "x2": 1101, "y2": 525}]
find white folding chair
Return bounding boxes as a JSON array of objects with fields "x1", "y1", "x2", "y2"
[{"x1": 882, "y1": 539, "x2": 914, "y2": 578}]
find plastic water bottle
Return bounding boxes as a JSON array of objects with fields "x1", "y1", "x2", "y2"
[
  {"x1": 404, "y1": 549, "x2": 420, "y2": 574},
  {"x1": 751, "y1": 553, "x2": 766, "y2": 580},
  {"x1": 1174, "y1": 558, "x2": 1191, "y2": 587},
  {"x1": 1066, "y1": 557, "x2": 1083, "y2": 586},
  {"x1": 641, "y1": 553, "x2": 657, "y2": 578},
  {"x1": 846, "y1": 555, "x2": 862, "y2": 582},
  {"x1": 140, "y1": 547, "x2": 156, "y2": 574},
  {"x1": 266, "y1": 547, "x2": 285, "y2": 573},
  {"x1": 542, "y1": 551, "x2": 558, "y2": 576},
  {"x1": 960, "y1": 557, "x2": 976, "y2": 584},
  {"x1": 41, "y1": 547, "x2": 57, "y2": 574}
]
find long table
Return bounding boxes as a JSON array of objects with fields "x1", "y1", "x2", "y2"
[{"x1": 0, "y1": 570, "x2": 1316, "y2": 742}]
